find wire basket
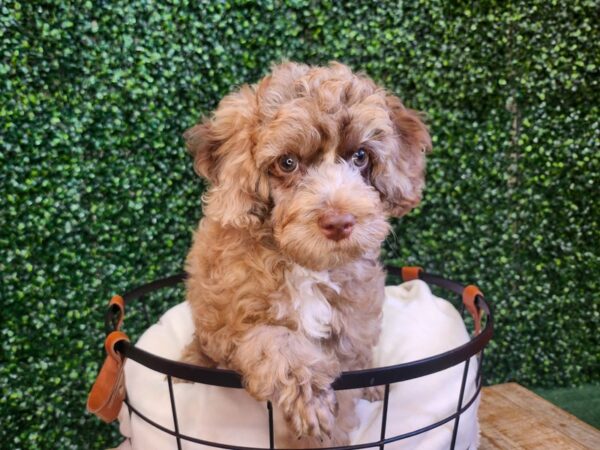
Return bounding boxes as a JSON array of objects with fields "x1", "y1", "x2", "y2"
[{"x1": 100, "y1": 266, "x2": 493, "y2": 450}]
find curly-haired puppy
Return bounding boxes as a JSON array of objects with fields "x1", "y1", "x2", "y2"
[{"x1": 181, "y1": 62, "x2": 431, "y2": 447}]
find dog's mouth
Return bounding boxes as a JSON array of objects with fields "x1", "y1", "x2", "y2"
[{"x1": 273, "y1": 211, "x2": 389, "y2": 271}]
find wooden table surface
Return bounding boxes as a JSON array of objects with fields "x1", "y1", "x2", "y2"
[{"x1": 479, "y1": 383, "x2": 600, "y2": 449}]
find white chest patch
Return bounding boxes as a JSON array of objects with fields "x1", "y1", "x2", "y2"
[{"x1": 284, "y1": 264, "x2": 341, "y2": 339}]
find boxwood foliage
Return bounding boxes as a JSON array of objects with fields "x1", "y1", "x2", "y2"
[{"x1": 1, "y1": 0, "x2": 598, "y2": 448}]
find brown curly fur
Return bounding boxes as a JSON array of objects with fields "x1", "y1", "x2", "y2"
[{"x1": 181, "y1": 62, "x2": 431, "y2": 447}]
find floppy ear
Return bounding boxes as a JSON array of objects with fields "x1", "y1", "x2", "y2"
[
  {"x1": 373, "y1": 95, "x2": 432, "y2": 217},
  {"x1": 184, "y1": 86, "x2": 270, "y2": 228},
  {"x1": 184, "y1": 120, "x2": 219, "y2": 184}
]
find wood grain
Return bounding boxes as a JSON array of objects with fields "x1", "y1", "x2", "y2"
[{"x1": 479, "y1": 383, "x2": 600, "y2": 449}]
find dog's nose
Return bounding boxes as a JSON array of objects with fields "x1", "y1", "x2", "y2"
[{"x1": 318, "y1": 212, "x2": 356, "y2": 241}]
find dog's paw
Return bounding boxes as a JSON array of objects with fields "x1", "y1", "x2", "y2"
[
  {"x1": 362, "y1": 385, "x2": 385, "y2": 402},
  {"x1": 282, "y1": 384, "x2": 337, "y2": 440}
]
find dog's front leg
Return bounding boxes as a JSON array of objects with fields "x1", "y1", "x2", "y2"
[{"x1": 230, "y1": 324, "x2": 340, "y2": 441}]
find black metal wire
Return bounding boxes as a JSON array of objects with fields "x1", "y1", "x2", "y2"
[
  {"x1": 113, "y1": 306, "x2": 492, "y2": 389},
  {"x1": 109, "y1": 267, "x2": 493, "y2": 450},
  {"x1": 267, "y1": 401, "x2": 274, "y2": 449},
  {"x1": 328, "y1": 325, "x2": 490, "y2": 390},
  {"x1": 476, "y1": 349, "x2": 485, "y2": 390},
  {"x1": 122, "y1": 381, "x2": 483, "y2": 450},
  {"x1": 123, "y1": 398, "x2": 273, "y2": 450},
  {"x1": 371, "y1": 382, "x2": 482, "y2": 448},
  {"x1": 167, "y1": 375, "x2": 182, "y2": 450},
  {"x1": 121, "y1": 272, "x2": 187, "y2": 303},
  {"x1": 450, "y1": 358, "x2": 471, "y2": 449},
  {"x1": 379, "y1": 384, "x2": 390, "y2": 450}
]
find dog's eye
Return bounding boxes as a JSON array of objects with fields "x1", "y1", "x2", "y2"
[
  {"x1": 351, "y1": 148, "x2": 369, "y2": 169},
  {"x1": 277, "y1": 154, "x2": 299, "y2": 173}
]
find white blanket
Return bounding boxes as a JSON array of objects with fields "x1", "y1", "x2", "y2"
[{"x1": 116, "y1": 280, "x2": 479, "y2": 449}]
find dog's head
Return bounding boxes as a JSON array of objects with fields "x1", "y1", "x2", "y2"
[{"x1": 185, "y1": 62, "x2": 431, "y2": 270}]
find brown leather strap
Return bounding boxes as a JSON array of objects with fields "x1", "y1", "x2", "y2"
[
  {"x1": 108, "y1": 295, "x2": 125, "y2": 330},
  {"x1": 105, "y1": 330, "x2": 129, "y2": 359},
  {"x1": 463, "y1": 285, "x2": 483, "y2": 335},
  {"x1": 401, "y1": 266, "x2": 423, "y2": 282},
  {"x1": 87, "y1": 331, "x2": 129, "y2": 423}
]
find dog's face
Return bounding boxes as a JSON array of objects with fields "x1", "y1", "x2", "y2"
[{"x1": 185, "y1": 62, "x2": 431, "y2": 270}]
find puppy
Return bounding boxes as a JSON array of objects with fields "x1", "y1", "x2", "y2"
[{"x1": 181, "y1": 61, "x2": 431, "y2": 447}]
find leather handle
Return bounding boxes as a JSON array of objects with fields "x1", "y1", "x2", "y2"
[
  {"x1": 108, "y1": 295, "x2": 125, "y2": 330},
  {"x1": 463, "y1": 285, "x2": 483, "y2": 335},
  {"x1": 87, "y1": 331, "x2": 130, "y2": 423},
  {"x1": 104, "y1": 330, "x2": 128, "y2": 360},
  {"x1": 401, "y1": 266, "x2": 423, "y2": 282}
]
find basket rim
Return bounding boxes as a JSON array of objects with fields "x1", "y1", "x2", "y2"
[{"x1": 106, "y1": 265, "x2": 493, "y2": 389}]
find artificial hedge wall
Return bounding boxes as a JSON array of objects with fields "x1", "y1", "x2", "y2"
[{"x1": 1, "y1": 1, "x2": 598, "y2": 448}]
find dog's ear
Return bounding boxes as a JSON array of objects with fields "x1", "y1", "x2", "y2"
[
  {"x1": 184, "y1": 86, "x2": 270, "y2": 228},
  {"x1": 184, "y1": 120, "x2": 219, "y2": 184},
  {"x1": 372, "y1": 95, "x2": 432, "y2": 217}
]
